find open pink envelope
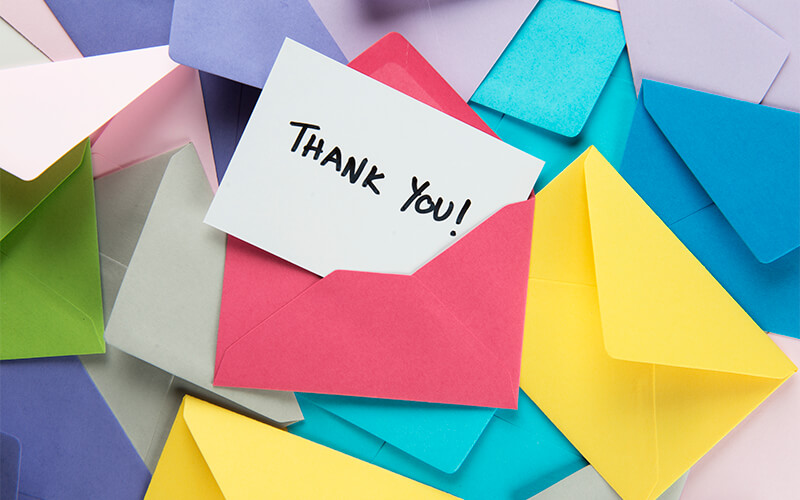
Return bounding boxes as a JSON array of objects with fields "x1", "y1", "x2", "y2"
[
  {"x1": 213, "y1": 34, "x2": 532, "y2": 409},
  {"x1": 215, "y1": 199, "x2": 533, "y2": 409}
]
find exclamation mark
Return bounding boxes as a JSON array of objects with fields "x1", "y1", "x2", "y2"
[{"x1": 450, "y1": 199, "x2": 472, "y2": 236}]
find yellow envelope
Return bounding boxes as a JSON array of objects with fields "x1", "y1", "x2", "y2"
[
  {"x1": 145, "y1": 396, "x2": 453, "y2": 499},
  {"x1": 520, "y1": 147, "x2": 796, "y2": 500}
]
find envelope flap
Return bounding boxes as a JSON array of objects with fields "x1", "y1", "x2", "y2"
[
  {"x1": 584, "y1": 148, "x2": 795, "y2": 378},
  {"x1": 642, "y1": 80, "x2": 800, "y2": 263},
  {"x1": 181, "y1": 396, "x2": 452, "y2": 498},
  {"x1": 0, "y1": 141, "x2": 85, "y2": 241},
  {"x1": 348, "y1": 33, "x2": 498, "y2": 138},
  {"x1": 0, "y1": 432, "x2": 21, "y2": 500}
]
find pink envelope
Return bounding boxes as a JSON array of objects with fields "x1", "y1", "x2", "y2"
[
  {"x1": 680, "y1": 333, "x2": 800, "y2": 500},
  {"x1": 0, "y1": 0, "x2": 81, "y2": 61},
  {"x1": 212, "y1": 34, "x2": 532, "y2": 409},
  {"x1": 90, "y1": 64, "x2": 217, "y2": 189}
]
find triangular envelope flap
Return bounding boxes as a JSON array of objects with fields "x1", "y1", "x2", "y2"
[
  {"x1": 0, "y1": 45, "x2": 178, "y2": 180},
  {"x1": 415, "y1": 199, "x2": 535, "y2": 386},
  {"x1": 0, "y1": 141, "x2": 85, "y2": 241},
  {"x1": 642, "y1": 80, "x2": 800, "y2": 263},
  {"x1": 0, "y1": 144, "x2": 105, "y2": 359},
  {"x1": 0, "y1": 432, "x2": 21, "y2": 500},
  {"x1": 348, "y1": 33, "x2": 498, "y2": 138},
  {"x1": 583, "y1": 148, "x2": 795, "y2": 378},
  {"x1": 181, "y1": 397, "x2": 450, "y2": 498}
]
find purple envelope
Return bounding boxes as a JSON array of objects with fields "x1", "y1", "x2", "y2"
[
  {"x1": 169, "y1": 0, "x2": 347, "y2": 88},
  {"x1": 0, "y1": 357, "x2": 150, "y2": 500}
]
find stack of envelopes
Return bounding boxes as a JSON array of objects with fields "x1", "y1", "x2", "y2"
[{"x1": 0, "y1": 0, "x2": 798, "y2": 499}]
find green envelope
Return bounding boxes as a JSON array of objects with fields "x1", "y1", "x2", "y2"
[{"x1": 0, "y1": 140, "x2": 105, "y2": 359}]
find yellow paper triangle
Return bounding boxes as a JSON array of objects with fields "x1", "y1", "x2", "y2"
[
  {"x1": 583, "y1": 148, "x2": 795, "y2": 379},
  {"x1": 157, "y1": 396, "x2": 452, "y2": 499}
]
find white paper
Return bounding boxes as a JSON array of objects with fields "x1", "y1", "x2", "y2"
[{"x1": 205, "y1": 39, "x2": 543, "y2": 277}]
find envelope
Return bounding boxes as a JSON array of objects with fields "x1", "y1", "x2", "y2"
[
  {"x1": 208, "y1": 32, "x2": 509, "y2": 473},
  {"x1": 733, "y1": 0, "x2": 800, "y2": 112},
  {"x1": 41, "y1": 0, "x2": 217, "y2": 186},
  {"x1": 680, "y1": 334, "x2": 800, "y2": 500},
  {"x1": 291, "y1": 390, "x2": 587, "y2": 499},
  {"x1": 471, "y1": 0, "x2": 625, "y2": 137},
  {"x1": 0, "y1": 45, "x2": 177, "y2": 180},
  {"x1": 618, "y1": 0, "x2": 789, "y2": 102},
  {"x1": 471, "y1": 49, "x2": 636, "y2": 193},
  {"x1": 529, "y1": 466, "x2": 687, "y2": 500},
  {"x1": 0, "y1": 141, "x2": 105, "y2": 359},
  {"x1": 575, "y1": 0, "x2": 618, "y2": 10},
  {"x1": 0, "y1": 433, "x2": 21, "y2": 499},
  {"x1": 169, "y1": 0, "x2": 346, "y2": 88},
  {"x1": 0, "y1": 356, "x2": 150, "y2": 499},
  {"x1": 0, "y1": 0, "x2": 81, "y2": 61},
  {"x1": 520, "y1": 147, "x2": 797, "y2": 500},
  {"x1": 307, "y1": 0, "x2": 538, "y2": 99},
  {"x1": 618, "y1": 80, "x2": 799, "y2": 337},
  {"x1": 102, "y1": 144, "x2": 302, "y2": 425},
  {"x1": 145, "y1": 396, "x2": 452, "y2": 499}
]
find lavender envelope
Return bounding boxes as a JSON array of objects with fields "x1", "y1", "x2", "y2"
[
  {"x1": 169, "y1": 0, "x2": 346, "y2": 88},
  {"x1": 0, "y1": 357, "x2": 151, "y2": 500}
]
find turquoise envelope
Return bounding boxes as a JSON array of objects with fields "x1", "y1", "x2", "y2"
[
  {"x1": 290, "y1": 390, "x2": 587, "y2": 500},
  {"x1": 471, "y1": 51, "x2": 637, "y2": 193},
  {"x1": 618, "y1": 80, "x2": 799, "y2": 337},
  {"x1": 471, "y1": 0, "x2": 625, "y2": 138}
]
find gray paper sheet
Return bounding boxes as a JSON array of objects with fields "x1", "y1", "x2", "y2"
[{"x1": 529, "y1": 465, "x2": 688, "y2": 500}]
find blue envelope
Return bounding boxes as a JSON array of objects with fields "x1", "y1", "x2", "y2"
[
  {"x1": 1, "y1": 433, "x2": 20, "y2": 500},
  {"x1": 471, "y1": 0, "x2": 625, "y2": 138},
  {"x1": 290, "y1": 390, "x2": 587, "y2": 499},
  {"x1": 44, "y1": 0, "x2": 173, "y2": 56},
  {"x1": 0, "y1": 357, "x2": 150, "y2": 499},
  {"x1": 618, "y1": 80, "x2": 800, "y2": 337},
  {"x1": 471, "y1": 50, "x2": 637, "y2": 193},
  {"x1": 169, "y1": 0, "x2": 346, "y2": 88}
]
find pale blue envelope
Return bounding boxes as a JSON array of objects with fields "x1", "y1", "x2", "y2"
[
  {"x1": 471, "y1": 0, "x2": 625, "y2": 137},
  {"x1": 618, "y1": 80, "x2": 800, "y2": 337}
]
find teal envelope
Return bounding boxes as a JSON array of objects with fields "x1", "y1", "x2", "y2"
[
  {"x1": 471, "y1": 0, "x2": 625, "y2": 138},
  {"x1": 290, "y1": 390, "x2": 587, "y2": 500},
  {"x1": 617, "y1": 80, "x2": 800, "y2": 338},
  {"x1": 471, "y1": 51, "x2": 637, "y2": 193}
]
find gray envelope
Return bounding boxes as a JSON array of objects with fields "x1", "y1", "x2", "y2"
[
  {"x1": 95, "y1": 144, "x2": 301, "y2": 454},
  {"x1": 529, "y1": 466, "x2": 688, "y2": 500}
]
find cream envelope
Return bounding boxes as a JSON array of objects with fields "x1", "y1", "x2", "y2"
[
  {"x1": 520, "y1": 148, "x2": 796, "y2": 500},
  {"x1": 102, "y1": 144, "x2": 301, "y2": 425},
  {"x1": 0, "y1": 17, "x2": 49, "y2": 69},
  {"x1": 145, "y1": 396, "x2": 452, "y2": 499},
  {"x1": 0, "y1": 45, "x2": 176, "y2": 180}
]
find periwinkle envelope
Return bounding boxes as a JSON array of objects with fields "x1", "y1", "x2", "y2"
[
  {"x1": 471, "y1": 0, "x2": 625, "y2": 137},
  {"x1": 0, "y1": 356, "x2": 150, "y2": 500},
  {"x1": 290, "y1": 390, "x2": 587, "y2": 500},
  {"x1": 169, "y1": 0, "x2": 346, "y2": 88},
  {"x1": 618, "y1": 80, "x2": 800, "y2": 337},
  {"x1": 44, "y1": 0, "x2": 173, "y2": 56},
  {"x1": 471, "y1": 50, "x2": 636, "y2": 193}
]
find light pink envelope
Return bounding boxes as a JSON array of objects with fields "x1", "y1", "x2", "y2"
[
  {"x1": 619, "y1": 0, "x2": 789, "y2": 103},
  {"x1": 575, "y1": 0, "x2": 618, "y2": 11},
  {"x1": 733, "y1": 0, "x2": 800, "y2": 112},
  {"x1": 91, "y1": 64, "x2": 217, "y2": 189},
  {"x1": 0, "y1": 0, "x2": 81, "y2": 61},
  {"x1": 0, "y1": 46, "x2": 177, "y2": 180},
  {"x1": 307, "y1": 0, "x2": 538, "y2": 100},
  {"x1": 681, "y1": 334, "x2": 800, "y2": 500}
]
